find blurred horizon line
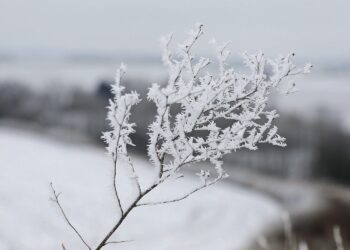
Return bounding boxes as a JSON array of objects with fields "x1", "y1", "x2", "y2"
[{"x1": 1, "y1": 51, "x2": 350, "y2": 73}]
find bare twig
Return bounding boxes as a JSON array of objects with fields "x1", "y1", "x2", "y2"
[
  {"x1": 112, "y1": 158, "x2": 124, "y2": 216},
  {"x1": 110, "y1": 99, "x2": 128, "y2": 216},
  {"x1": 50, "y1": 183, "x2": 91, "y2": 250},
  {"x1": 137, "y1": 184, "x2": 207, "y2": 207},
  {"x1": 104, "y1": 239, "x2": 133, "y2": 245},
  {"x1": 95, "y1": 182, "x2": 158, "y2": 250},
  {"x1": 137, "y1": 175, "x2": 222, "y2": 207}
]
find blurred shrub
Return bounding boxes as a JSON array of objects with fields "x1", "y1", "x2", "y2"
[{"x1": 312, "y1": 115, "x2": 350, "y2": 184}]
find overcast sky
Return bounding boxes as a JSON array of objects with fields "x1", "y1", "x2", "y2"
[{"x1": 0, "y1": 0, "x2": 349, "y2": 59}]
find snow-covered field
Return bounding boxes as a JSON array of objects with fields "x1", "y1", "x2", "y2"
[{"x1": 0, "y1": 127, "x2": 281, "y2": 250}]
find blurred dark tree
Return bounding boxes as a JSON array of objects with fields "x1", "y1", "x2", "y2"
[
  {"x1": 96, "y1": 79, "x2": 113, "y2": 100},
  {"x1": 312, "y1": 115, "x2": 350, "y2": 184}
]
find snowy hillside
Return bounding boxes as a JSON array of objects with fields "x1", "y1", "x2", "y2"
[{"x1": 0, "y1": 127, "x2": 281, "y2": 250}]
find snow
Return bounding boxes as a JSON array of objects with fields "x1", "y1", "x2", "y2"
[{"x1": 0, "y1": 127, "x2": 281, "y2": 250}]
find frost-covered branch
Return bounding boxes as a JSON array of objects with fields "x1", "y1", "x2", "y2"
[
  {"x1": 53, "y1": 24, "x2": 311, "y2": 250},
  {"x1": 147, "y1": 23, "x2": 311, "y2": 198},
  {"x1": 101, "y1": 64, "x2": 141, "y2": 214}
]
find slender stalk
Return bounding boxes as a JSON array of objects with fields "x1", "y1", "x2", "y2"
[
  {"x1": 112, "y1": 158, "x2": 124, "y2": 216},
  {"x1": 95, "y1": 184, "x2": 157, "y2": 250},
  {"x1": 50, "y1": 183, "x2": 91, "y2": 250}
]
